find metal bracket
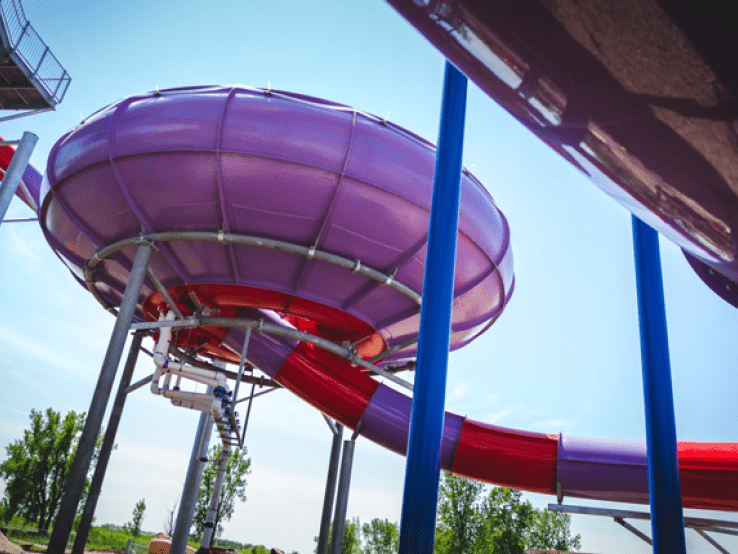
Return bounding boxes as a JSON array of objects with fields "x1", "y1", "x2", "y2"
[
  {"x1": 322, "y1": 413, "x2": 339, "y2": 436},
  {"x1": 614, "y1": 517, "x2": 652, "y2": 545},
  {"x1": 135, "y1": 237, "x2": 159, "y2": 251},
  {"x1": 350, "y1": 421, "x2": 363, "y2": 442}
]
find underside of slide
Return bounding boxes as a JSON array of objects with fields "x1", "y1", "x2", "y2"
[
  {"x1": 385, "y1": 0, "x2": 738, "y2": 309},
  {"x1": 34, "y1": 86, "x2": 738, "y2": 514}
]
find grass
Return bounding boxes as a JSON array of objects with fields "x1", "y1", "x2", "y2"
[{"x1": 2, "y1": 523, "x2": 269, "y2": 554}]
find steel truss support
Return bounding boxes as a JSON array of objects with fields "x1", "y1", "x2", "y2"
[
  {"x1": 133, "y1": 315, "x2": 413, "y2": 391},
  {"x1": 72, "y1": 331, "x2": 145, "y2": 554},
  {"x1": 631, "y1": 216, "x2": 686, "y2": 554},
  {"x1": 398, "y1": 61, "x2": 467, "y2": 554},
  {"x1": 695, "y1": 529, "x2": 731, "y2": 554},
  {"x1": 47, "y1": 243, "x2": 153, "y2": 554},
  {"x1": 615, "y1": 517, "x2": 652, "y2": 545},
  {"x1": 550, "y1": 504, "x2": 736, "y2": 553}
]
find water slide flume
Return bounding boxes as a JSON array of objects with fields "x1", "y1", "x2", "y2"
[
  {"x1": 0, "y1": 133, "x2": 43, "y2": 213},
  {"x1": 36, "y1": 86, "x2": 738, "y2": 513}
]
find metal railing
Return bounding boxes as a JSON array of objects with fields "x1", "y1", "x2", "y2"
[{"x1": 0, "y1": 0, "x2": 71, "y2": 105}]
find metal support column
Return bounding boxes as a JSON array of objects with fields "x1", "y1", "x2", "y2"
[
  {"x1": 200, "y1": 444, "x2": 231, "y2": 548},
  {"x1": 48, "y1": 243, "x2": 153, "y2": 554},
  {"x1": 171, "y1": 402, "x2": 213, "y2": 554},
  {"x1": 0, "y1": 131, "x2": 38, "y2": 228},
  {"x1": 72, "y1": 331, "x2": 145, "y2": 554},
  {"x1": 317, "y1": 421, "x2": 344, "y2": 554},
  {"x1": 631, "y1": 216, "x2": 686, "y2": 554},
  {"x1": 329, "y1": 431, "x2": 358, "y2": 554},
  {"x1": 398, "y1": 61, "x2": 467, "y2": 554}
]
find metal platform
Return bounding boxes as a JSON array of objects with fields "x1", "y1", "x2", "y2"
[{"x1": 0, "y1": 0, "x2": 70, "y2": 111}]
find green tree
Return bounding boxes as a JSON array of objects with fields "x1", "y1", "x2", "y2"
[
  {"x1": 126, "y1": 498, "x2": 146, "y2": 537},
  {"x1": 477, "y1": 487, "x2": 536, "y2": 554},
  {"x1": 362, "y1": 518, "x2": 398, "y2": 554},
  {"x1": 192, "y1": 445, "x2": 251, "y2": 538},
  {"x1": 0, "y1": 408, "x2": 89, "y2": 531},
  {"x1": 528, "y1": 510, "x2": 581, "y2": 552},
  {"x1": 342, "y1": 518, "x2": 362, "y2": 554},
  {"x1": 435, "y1": 473, "x2": 484, "y2": 554},
  {"x1": 314, "y1": 519, "x2": 362, "y2": 554},
  {"x1": 434, "y1": 473, "x2": 581, "y2": 553}
]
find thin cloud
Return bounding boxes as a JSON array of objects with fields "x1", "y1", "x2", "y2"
[
  {"x1": 531, "y1": 419, "x2": 572, "y2": 432},
  {"x1": 0, "y1": 322, "x2": 90, "y2": 377},
  {"x1": 7, "y1": 224, "x2": 42, "y2": 266},
  {"x1": 486, "y1": 409, "x2": 512, "y2": 423},
  {"x1": 448, "y1": 380, "x2": 473, "y2": 402},
  {"x1": 0, "y1": 405, "x2": 30, "y2": 416}
]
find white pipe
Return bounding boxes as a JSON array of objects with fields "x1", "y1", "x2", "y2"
[
  {"x1": 151, "y1": 364, "x2": 163, "y2": 394},
  {"x1": 162, "y1": 371, "x2": 173, "y2": 391},
  {"x1": 151, "y1": 311, "x2": 228, "y2": 392},
  {"x1": 150, "y1": 312, "x2": 172, "y2": 394},
  {"x1": 160, "y1": 364, "x2": 225, "y2": 390},
  {"x1": 152, "y1": 311, "x2": 175, "y2": 369},
  {"x1": 171, "y1": 399, "x2": 217, "y2": 413},
  {"x1": 166, "y1": 391, "x2": 222, "y2": 416},
  {"x1": 164, "y1": 389, "x2": 219, "y2": 407}
]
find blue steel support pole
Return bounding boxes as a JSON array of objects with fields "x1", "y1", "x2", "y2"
[
  {"x1": 631, "y1": 216, "x2": 686, "y2": 554},
  {"x1": 398, "y1": 61, "x2": 467, "y2": 554}
]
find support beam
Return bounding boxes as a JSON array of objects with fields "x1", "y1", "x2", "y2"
[
  {"x1": 694, "y1": 529, "x2": 730, "y2": 554},
  {"x1": 240, "y1": 382, "x2": 257, "y2": 445},
  {"x1": 329, "y1": 436, "x2": 356, "y2": 554},
  {"x1": 235, "y1": 330, "x2": 251, "y2": 396},
  {"x1": 125, "y1": 373, "x2": 154, "y2": 394},
  {"x1": 0, "y1": 131, "x2": 37, "y2": 229},
  {"x1": 200, "y1": 445, "x2": 231, "y2": 548},
  {"x1": 398, "y1": 61, "x2": 467, "y2": 554},
  {"x1": 631, "y1": 216, "x2": 686, "y2": 554},
  {"x1": 317, "y1": 421, "x2": 343, "y2": 554},
  {"x1": 549, "y1": 503, "x2": 738, "y2": 533},
  {"x1": 72, "y1": 331, "x2": 145, "y2": 554},
  {"x1": 171, "y1": 401, "x2": 213, "y2": 554},
  {"x1": 615, "y1": 517, "x2": 652, "y2": 545},
  {"x1": 48, "y1": 243, "x2": 153, "y2": 554}
]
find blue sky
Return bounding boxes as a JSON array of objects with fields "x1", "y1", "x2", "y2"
[{"x1": 2, "y1": 1, "x2": 738, "y2": 552}]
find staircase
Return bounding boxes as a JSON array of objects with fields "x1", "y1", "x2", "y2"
[{"x1": 0, "y1": 0, "x2": 70, "y2": 111}]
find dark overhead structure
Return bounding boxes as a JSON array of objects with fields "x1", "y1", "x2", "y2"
[
  {"x1": 0, "y1": 0, "x2": 70, "y2": 111},
  {"x1": 385, "y1": 0, "x2": 738, "y2": 308}
]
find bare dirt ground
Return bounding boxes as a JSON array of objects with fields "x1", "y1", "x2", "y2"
[{"x1": 0, "y1": 532, "x2": 23, "y2": 554}]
